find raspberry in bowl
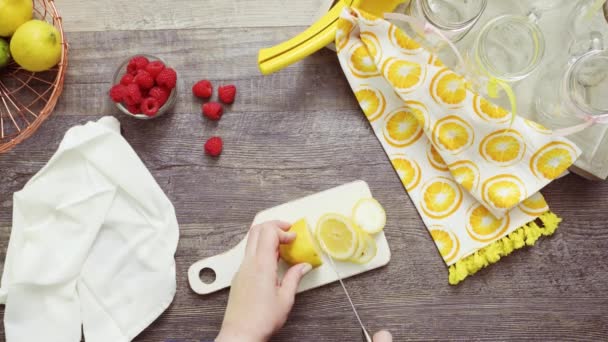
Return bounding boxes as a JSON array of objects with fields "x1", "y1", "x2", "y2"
[{"x1": 109, "y1": 54, "x2": 177, "y2": 120}]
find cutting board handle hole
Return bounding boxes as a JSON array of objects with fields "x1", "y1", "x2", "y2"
[{"x1": 199, "y1": 267, "x2": 217, "y2": 284}]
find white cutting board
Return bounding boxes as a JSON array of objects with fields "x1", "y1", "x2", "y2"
[{"x1": 188, "y1": 180, "x2": 391, "y2": 295}]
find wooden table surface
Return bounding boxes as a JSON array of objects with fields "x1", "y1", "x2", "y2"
[{"x1": 1, "y1": 1, "x2": 608, "y2": 341}]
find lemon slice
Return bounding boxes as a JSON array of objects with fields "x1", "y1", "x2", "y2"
[
  {"x1": 352, "y1": 198, "x2": 386, "y2": 234},
  {"x1": 280, "y1": 218, "x2": 323, "y2": 267},
  {"x1": 315, "y1": 213, "x2": 359, "y2": 261},
  {"x1": 350, "y1": 231, "x2": 377, "y2": 264}
]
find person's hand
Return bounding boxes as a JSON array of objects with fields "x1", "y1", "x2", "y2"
[
  {"x1": 216, "y1": 221, "x2": 312, "y2": 342},
  {"x1": 373, "y1": 330, "x2": 393, "y2": 342}
]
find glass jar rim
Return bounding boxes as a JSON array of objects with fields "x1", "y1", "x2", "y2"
[
  {"x1": 419, "y1": 0, "x2": 488, "y2": 31},
  {"x1": 565, "y1": 49, "x2": 608, "y2": 115}
]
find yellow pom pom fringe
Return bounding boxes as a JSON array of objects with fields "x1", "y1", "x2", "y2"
[{"x1": 448, "y1": 211, "x2": 562, "y2": 285}]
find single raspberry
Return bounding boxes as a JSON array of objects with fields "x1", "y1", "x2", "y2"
[
  {"x1": 218, "y1": 84, "x2": 236, "y2": 104},
  {"x1": 204, "y1": 136, "x2": 223, "y2": 157},
  {"x1": 126, "y1": 103, "x2": 140, "y2": 114},
  {"x1": 134, "y1": 70, "x2": 155, "y2": 89},
  {"x1": 145, "y1": 61, "x2": 165, "y2": 78},
  {"x1": 120, "y1": 73, "x2": 135, "y2": 86},
  {"x1": 140, "y1": 97, "x2": 160, "y2": 117},
  {"x1": 149, "y1": 86, "x2": 170, "y2": 106},
  {"x1": 156, "y1": 68, "x2": 177, "y2": 89},
  {"x1": 127, "y1": 56, "x2": 150, "y2": 75},
  {"x1": 109, "y1": 84, "x2": 128, "y2": 102},
  {"x1": 202, "y1": 102, "x2": 223, "y2": 121},
  {"x1": 192, "y1": 80, "x2": 213, "y2": 99},
  {"x1": 123, "y1": 83, "x2": 143, "y2": 106}
]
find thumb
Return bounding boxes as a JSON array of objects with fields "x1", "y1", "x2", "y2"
[
  {"x1": 373, "y1": 330, "x2": 392, "y2": 342},
  {"x1": 279, "y1": 263, "x2": 313, "y2": 308}
]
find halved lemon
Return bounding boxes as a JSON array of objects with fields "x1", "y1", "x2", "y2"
[
  {"x1": 315, "y1": 213, "x2": 359, "y2": 261},
  {"x1": 279, "y1": 218, "x2": 323, "y2": 267},
  {"x1": 352, "y1": 198, "x2": 386, "y2": 234},
  {"x1": 350, "y1": 231, "x2": 377, "y2": 264}
]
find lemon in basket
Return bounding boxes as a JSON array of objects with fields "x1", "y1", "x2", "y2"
[
  {"x1": 10, "y1": 20, "x2": 62, "y2": 72},
  {"x1": 279, "y1": 218, "x2": 323, "y2": 268},
  {"x1": 315, "y1": 213, "x2": 359, "y2": 260},
  {"x1": 0, "y1": 0, "x2": 33, "y2": 37},
  {"x1": 352, "y1": 198, "x2": 386, "y2": 234},
  {"x1": 0, "y1": 38, "x2": 9, "y2": 69}
]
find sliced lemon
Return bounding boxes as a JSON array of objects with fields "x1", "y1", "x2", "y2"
[
  {"x1": 315, "y1": 213, "x2": 359, "y2": 261},
  {"x1": 352, "y1": 198, "x2": 386, "y2": 234},
  {"x1": 280, "y1": 218, "x2": 323, "y2": 267},
  {"x1": 350, "y1": 231, "x2": 377, "y2": 264}
]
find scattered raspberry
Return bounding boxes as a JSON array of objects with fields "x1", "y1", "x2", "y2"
[
  {"x1": 127, "y1": 56, "x2": 150, "y2": 75},
  {"x1": 123, "y1": 83, "x2": 143, "y2": 106},
  {"x1": 204, "y1": 136, "x2": 223, "y2": 157},
  {"x1": 156, "y1": 68, "x2": 177, "y2": 89},
  {"x1": 145, "y1": 61, "x2": 165, "y2": 78},
  {"x1": 149, "y1": 86, "x2": 170, "y2": 106},
  {"x1": 218, "y1": 85, "x2": 237, "y2": 104},
  {"x1": 120, "y1": 73, "x2": 135, "y2": 86},
  {"x1": 134, "y1": 70, "x2": 155, "y2": 89},
  {"x1": 202, "y1": 102, "x2": 223, "y2": 121},
  {"x1": 140, "y1": 97, "x2": 160, "y2": 117},
  {"x1": 126, "y1": 103, "x2": 140, "y2": 114},
  {"x1": 109, "y1": 84, "x2": 128, "y2": 102},
  {"x1": 192, "y1": 80, "x2": 213, "y2": 99}
]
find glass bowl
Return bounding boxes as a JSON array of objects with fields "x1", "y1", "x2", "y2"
[{"x1": 111, "y1": 54, "x2": 177, "y2": 120}]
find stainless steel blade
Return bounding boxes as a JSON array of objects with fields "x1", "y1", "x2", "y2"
[{"x1": 326, "y1": 255, "x2": 373, "y2": 342}]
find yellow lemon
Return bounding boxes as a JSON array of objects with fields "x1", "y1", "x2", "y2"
[
  {"x1": 352, "y1": 198, "x2": 386, "y2": 234},
  {"x1": 430, "y1": 226, "x2": 460, "y2": 263},
  {"x1": 279, "y1": 219, "x2": 323, "y2": 268},
  {"x1": 0, "y1": 38, "x2": 9, "y2": 69},
  {"x1": 355, "y1": 86, "x2": 386, "y2": 121},
  {"x1": 316, "y1": 213, "x2": 359, "y2": 260},
  {"x1": 10, "y1": 20, "x2": 62, "y2": 72},
  {"x1": 391, "y1": 155, "x2": 421, "y2": 191},
  {"x1": 420, "y1": 177, "x2": 463, "y2": 219},
  {"x1": 530, "y1": 142, "x2": 578, "y2": 180},
  {"x1": 479, "y1": 129, "x2": 526, "y2": 166},
  {"x1": 466, "y1": 204, "x2": 510, "y2": 242},
  {"x1": 0, "y1": 0, "x2": 33, "y2": 37},
  {"x1": 350, "y1": 230, "x2": 377, "y2": 264},
  {"x1": 482, "y1": 175, "x2": 527, "y2": 210},
  {"x1": 473, "y1": 95, "x2": 511, "y2": 123}
]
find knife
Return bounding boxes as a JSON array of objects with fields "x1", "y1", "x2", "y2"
[{"x1": 325, "y1": 255, "x2": 373, "y2": 342}]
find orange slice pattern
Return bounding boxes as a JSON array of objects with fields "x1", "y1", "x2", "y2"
[
  {"x1": 336, "y1": 19, "x2": 354, "y2": 52},
  {"x1": 389, "y1": 25, "x2": 422, "y2": 55},
  {"x1": 519, "y1": 192, "x2": 549, "y2": 216},
  {"x1": 480, "y1": 129, "x2": 526, "y2": 167},
  {"x1": 348, "y1": 43, "x2": 380, "y2": 78},
  {"x1": 530, "y1": 142, "x2": 578, "y2": 180},
  {"x1": 448, "y1": 160, "x2": 480, "y2": 192},
  {"x1": 430, "y1": 226, "x2": 460, "y2": 263},
  {"x1": 466, "y1": 204, "x2": 510, "y2": 242},
  {"x1": 382, "y1": 57, "x2": 426, "y2": 93},
  {"x1": 431, "y1": 68, "x2": 467, "y2": 108},
  {"x1": 420, "y1": 177, "x2": 463, "y2": 219},
  {"x1": 391, "y1": 155, "x2": 422, "y2": 191},
  {"x1": 355, "y1": 86, "x2": 386, "y2": 122},
  {"x1": 473, "y1": 95, "x2": 512, "y2": 123},
  {"x1": 482, "y1": 174, "x2": 527, "y2": 210},
  {"x1": 432, "y1": 115, "x2": 475, "y2": 154},
  {"x1": 360, "y1": 32, "x2": 383, "y2": 65},
  {"x1": 427, "y1": 143, "x2": 449, "y2": 172},
  {"x1": 383, "y1": 106, "x2": 425, "y2": 147}
]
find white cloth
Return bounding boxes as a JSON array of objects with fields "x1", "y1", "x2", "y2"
[{"x1": 0, "y1": 117, "x2": 179, "y2": 342}]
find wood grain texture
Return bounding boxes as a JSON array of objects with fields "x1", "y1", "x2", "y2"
[{"x1": 1, "y1": 10, "x2": 608, "y2": 342}]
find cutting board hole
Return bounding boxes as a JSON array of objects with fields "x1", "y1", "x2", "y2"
[{"x1": 199, "y1": 268, "x2": 216, "y2": 284}]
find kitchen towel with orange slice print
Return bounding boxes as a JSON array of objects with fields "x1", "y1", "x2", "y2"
[{"x1": 336, "y1": 8, "x2": 582, "y2": 285}]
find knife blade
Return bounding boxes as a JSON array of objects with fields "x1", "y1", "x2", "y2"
[{"x1": 326, "y1": 255, "x2": 373, "y2": 342}]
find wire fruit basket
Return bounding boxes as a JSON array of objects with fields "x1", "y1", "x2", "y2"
[{"x1": 0, "y1": 0, "x2": 68, "y2": 153}]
